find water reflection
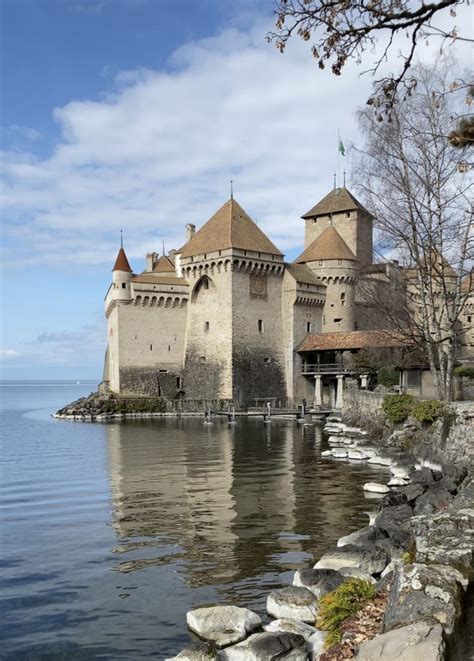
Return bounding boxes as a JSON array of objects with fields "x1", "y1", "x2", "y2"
[{"x1": 106, "y1": 418, "x2": 387, "y2": 609}]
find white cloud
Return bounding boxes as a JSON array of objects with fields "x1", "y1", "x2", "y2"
[
  {"x1": 0, "y1": 349, "x2": 20, "y2": 358},
  {"x1": 1, "y1": 7, "x2": 471, "y2": 271}
]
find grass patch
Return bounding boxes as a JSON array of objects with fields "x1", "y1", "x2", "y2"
[{"x1": 316, "y1": 579, "x2": 376, "y2": 649}]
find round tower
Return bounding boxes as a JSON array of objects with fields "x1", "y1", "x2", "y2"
[
  {"x1": 112, "y1": 246, "x2": 132, "y2": 302},
  {"x1": 295, "y1": 226, "x2": 358, "y2": 333}
]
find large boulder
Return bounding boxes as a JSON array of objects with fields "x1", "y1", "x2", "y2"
[
  {"x1": 186, "y1": 606, "x2": 262, "y2": 648},
  {"x1": 307, "y1": 630, "x2": 326, "y2": 660},
  {"x1": 413, "y1": 487, "x2": 453, "y2": 516},
  {"x1": 267, "y1": 586, "x2": 318, "y2": 623},
  {"x1": 337, "y1": 526, "x2": 376, "y2": 548},
  {"x1": 292, "y1": 568, "x2": 345, "y2": 597},
  {"x1": 356, "y1": 621, "x2": 445, "y2": 660},
  {"x1": 217, "y1": 632, "x2": 307, "y2": 660},
  {"x1": 384, "y1": 563, "x2": 464, "y2": 635},
  {"x1": 314, "y1": 544, "x2": 389, "y2": 575},
  {"x1": 375, "y1": 504, "x2": 413, "y2": 548},
  {"x1": 167, "y1": 641, "x2": 217, "y2": 660}
]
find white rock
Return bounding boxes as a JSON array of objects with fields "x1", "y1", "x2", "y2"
[
  {"x1": 331, "y1": 449, "x2": 348, "y2": 458},
  {"x1": 264, "y1": 618, "x2": 316, "y2": 640},
  {"x1": 321, "y1": 450, "x2": 332, "y2": 457},
  {"x1": 267, "y1": 587, "x2": 318, "y2": 623},
  {"x1": 390, "y1": 465, "x2": 412, "y2": 479},
  {"x1": 186, "y1": 605, "x2": 261, "y2": 648},
  {"x1": 307, "y1": 630, "x2": 327, "y2": 660},
  {"x1": 368, "y1": 455, "x2": 393, "y2": 466},
  {"x1": 363, "y1": 482, "x2": 390, "y2": 494},
  {"x1": 347, "y1": 450, "x2": 370, "y2": 460},
  {"x1": 388, "y1": 477, "x2": 410, "y2": 487},
  {"x1": 356, "y1": 621, "x2": 445, "y2": 660}
]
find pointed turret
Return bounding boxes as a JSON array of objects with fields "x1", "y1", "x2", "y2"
[
  {"x1": 112, "y1": 247, "x2": 132, "y2": 272},
  {"x1": 111, "y1": 241, "x2": 132, "y2": 303}
]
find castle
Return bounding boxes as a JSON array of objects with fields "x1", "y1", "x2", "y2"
[{"x1": 103, "y1": 187, "x2": 473, "y2": 407}]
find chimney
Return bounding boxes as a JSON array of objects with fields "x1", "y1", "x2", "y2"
[
  {"x1": 146, "y1": 252, "x2": 157, "y2": 272},
  {"x1": 168, "y1": 249, "x2": 176, "y2": 264},
  {"x1": 186, "y1": 223, "x2": 196, "y2": 242}
]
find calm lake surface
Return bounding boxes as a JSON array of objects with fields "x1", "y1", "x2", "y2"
[{"x1": 0, "y1": 381, "x2": 389, "y2": 659}]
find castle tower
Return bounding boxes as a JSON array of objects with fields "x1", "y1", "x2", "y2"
[
  {"x1": 112, "y1": 246, "x2": 132, "y2": 302},
  {"x1": 295, "y1": 226, "x2": 358, "y2": 332},
  {"x1": 177, "y1": 198, "x2": 286, "y2": 405},
  {"x1": 302, "y1": 187, "x2": 373, "y2": 268}
]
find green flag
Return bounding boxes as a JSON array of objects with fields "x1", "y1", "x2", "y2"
[{"x1": 338, "y1": 139, "x2": 345, "y2": 156}]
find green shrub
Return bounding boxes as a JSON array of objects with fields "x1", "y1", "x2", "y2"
[
  {"x1": 316, "y1": 579, "x2": 376, "y2": 649},
  {"x1": 382, "y1": 393, "x2": 414, "y2": 424},
  {"x1": 412, "y1": 399, "x2": 443, "y2": 424},
  {"x1": 377, "y1": 366, "x2": 399, "y2": 388},
  {"x1": 454, "y1": 366, "x2": 474, "y2": 379}
]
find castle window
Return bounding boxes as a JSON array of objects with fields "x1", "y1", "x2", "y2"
[
  {"x1": 122, "y1": 282, "x2": 126, "y2": 289},
  {"x1": 355, "y1": 321, "x2": 358, "y2": 330},
  {"x1": 319, "y1": 260, "x2": 323, "y2": 266},
  {"x1": 334, "y1": 318, "x2": 342, "y2": 323},
  {"x1": 159, "y1": 369, "x2": 168, "y2": 373},
  {"x1": 168, "y1": 345, "x2": 171, "y2": 351},
  {"x1": 468, "y1": 316, "x2": 472, "y2": 322},
  {"x1": 341, "y1": 292, "x2": 346, "y2": 306},
  {"x1": 200, "y1": 356, "x2": 206, "y2": 363},
  {"x1": 306, "y1": 321, "x2": 312, "y2": 333},
  {"x1": 258, "y1": 319, "x2": 264, "y2": 333},
  {"x1": 338, "y1": 259, "x2": 342, "y2": 265},
  {"x1": 264, "y1": 357, "x2": 270, "y2": 364},
  {"x1": 346, "y1": 212, "x2": 350, "y2": 218},
  {"x1": 150, "y1": 344, "x2": 153, "y2": 351},
  {"x1": 204, "y1": 321, "x2": 210, "y2": 332},
  {"x1": 176, "y1": 376, "x2": 182, "y2": 388}
]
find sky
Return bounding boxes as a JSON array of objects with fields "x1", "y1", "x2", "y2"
[{"x1": 0, "y1": 0, "x2": 472, "y2": 380}]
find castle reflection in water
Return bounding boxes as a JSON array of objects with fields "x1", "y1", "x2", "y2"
[{"x1": 104, "y1": 418, "x2": 384, "y2": 604}]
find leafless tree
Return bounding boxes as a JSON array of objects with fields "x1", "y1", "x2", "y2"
[
  {"x1": 268, "y1": 0, "x2": 473, "y2": 114},
  {"x1": 353, "y1": 59, "x2": 473, "y2": 401}
]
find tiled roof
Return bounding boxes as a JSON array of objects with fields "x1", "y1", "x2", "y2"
[
  {"x1": 302, "y1": 187, "x2": 371, "y2": 219},
  {"x1": 285, "y1": 263, "x2": 325, "y2": 287},
  {"x1": 153, "y1": 255, "x2": 176, "y2": 273},
  {"x1": 298, "y1": 330, "x2": 407, "y2": 352},
  {"x1": 295, "y1": 226, "x2": 357, "y2": 263},
  {"x1": 112, "y1": 247, "x2": 132, "y2": 272},
  {"x1": 179, "y1": 198, "x2": 283, "y2": 258},
  {"x1": 132, "y1": 274, "x2": 188, "y2": 286}
]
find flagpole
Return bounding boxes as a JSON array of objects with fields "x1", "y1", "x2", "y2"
[{"x1": 337, "y1": 128, "x2": 340, "y2": 189}]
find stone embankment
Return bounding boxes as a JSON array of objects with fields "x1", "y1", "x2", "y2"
[
  {"x1": 168, "y1": 415, "x2": 473, "y2": 661},
  {"x1": 53, "y1": 392, "x2": 229, "y2": 420}
]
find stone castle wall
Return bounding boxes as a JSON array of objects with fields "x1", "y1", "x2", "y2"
[
  {"x1": 231, "y1": 269, "x2": 286, "y2": 406},
  {"x1": 183, "y1": 269, "x2": 234, "y2": 400}
]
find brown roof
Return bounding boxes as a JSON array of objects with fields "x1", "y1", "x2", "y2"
[
  {"x1": 295, "y1": 226, "x2": 357, "y2": 263},
  {"x1": 285, "y1": 263, "x2": 325, "y2": 287},
  {"x1": 302, "y1": 187, "x2": 371, "y2": 219},
  {"x1": 112, "y1": 247, "x2": 132, "y2": 272},
  {"x1": 179, "y1": 198, "x2": 283, "y2": 258},
  {"x1": 298, "y1": 330, "x2": 407, "y2": 352},
  {"x1": 132, "y1": 274, "x2": 188, "y2": 286},
  {"x1": 153, "y1": 255, "x2": 176, "y2": 273}
]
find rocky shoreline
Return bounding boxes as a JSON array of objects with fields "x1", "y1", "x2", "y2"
[{"x1": 167, "y1": 415, "x2": 473, "y2": 661}]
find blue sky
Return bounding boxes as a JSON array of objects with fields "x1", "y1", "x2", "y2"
[{"x1": 1, "y1": 0, "x2": 471, "y2": 379}]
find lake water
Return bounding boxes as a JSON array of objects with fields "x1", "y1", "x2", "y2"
[{"x1": 0, "y1": 381, "x2": 389, "y2": 659}]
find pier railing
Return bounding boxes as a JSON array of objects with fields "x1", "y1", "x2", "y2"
[{"x1": 302, "y1": 363, "x2": 355, "y2": 375}]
